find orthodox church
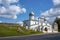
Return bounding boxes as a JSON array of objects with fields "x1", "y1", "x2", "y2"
[{"x1": 23, "y1": 12, "x2": 58, "y2": 33}]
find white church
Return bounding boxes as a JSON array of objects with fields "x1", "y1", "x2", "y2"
[{"x1": 23, "y1": 12, "x2": 58, "y2": 33}]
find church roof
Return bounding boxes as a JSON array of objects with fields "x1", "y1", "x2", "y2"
[{"x1": 29, "y1": 11, "x2": 34, "y2": 16}]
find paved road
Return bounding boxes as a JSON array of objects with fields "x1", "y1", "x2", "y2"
[{"x1": 0, "y1": 33, "x2": 60, "y2": 40}]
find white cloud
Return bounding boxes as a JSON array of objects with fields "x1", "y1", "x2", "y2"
[
  {"x1": 0, "y1": 15, "x2": 17, "y2": 19},
  {"x1": 12, "y1": 15, "x2": 17, "y2": 19},
  {"x1": 58, "y1": 16, "x2": 60, "y2": 18},
  {"x1": 0, "y1": 21, "x2": 2, "y2": 23},
  {"x1": 9, "y1": 5, "x2": 21, "y2": 15},
  {"x1": 40, "y1": 0, "x2": 60, "y2": 23},
  {"x1": 53, "y1": 0, "x2": 60, "y2": 5},
  {"x1": 0, "y1": 0, "x2": 26, "y2": 19},
  {"x1": 16, "y1": 21, "x2": 23, "y2": 24},
  {"x1": 40, "y1": 8, "x2": 60, "y2": 22},
  {"x1": 0, "y1": 0, "x2": 2, "y2": 4},
  {"x1": 0, "y1": 0, "x2": 19, "y2": 4},
  {"x1": 0, "y1": 7, "x2": 7, "y2": 14},
  {"x1": 0, "y1": 15, "x2": 15, "y2": 19},
  {"x1": 41, "y1": 10, "x2": 50, "y2": 17},
  {"x1": 21, "y1": 8, "x2": 26, "y2": 13},
  {"x1": 9, "y1": 0, "x2": 19, "y2": 3}
]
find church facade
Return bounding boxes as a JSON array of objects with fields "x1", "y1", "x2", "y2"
[{"x1": 23, "y1": 12, "x2": 58, "y2": 33}]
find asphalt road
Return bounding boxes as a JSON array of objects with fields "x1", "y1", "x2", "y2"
[{"x1": 0, "y1": 33, "x2": 60, "y2": 40}]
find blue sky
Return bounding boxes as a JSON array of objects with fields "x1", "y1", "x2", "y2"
[
  {"x1": 0, "y1": 0, "x2": 60, "y2": 23},
  {"x1": 18, "y1": 0, "x2": 53, "y2": 20}
]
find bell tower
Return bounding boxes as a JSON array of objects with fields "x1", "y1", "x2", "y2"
[{"x1": 29, "y1": 11, "x2": 34, "y2": 20}]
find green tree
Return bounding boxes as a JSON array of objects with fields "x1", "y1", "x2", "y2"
[{"x1": 54, "y1": 17, "x2": 60, "y2": 31}]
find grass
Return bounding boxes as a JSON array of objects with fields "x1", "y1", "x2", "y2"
[{"x1": 0, "y1": 23, "x2": 42, "y2": 37}]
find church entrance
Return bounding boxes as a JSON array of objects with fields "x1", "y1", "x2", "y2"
[{"x1": 44, "y1": 27, "x2": 48, "y2": 32}]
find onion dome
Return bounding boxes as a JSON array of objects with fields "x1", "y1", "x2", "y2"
[{"x1": 29, "y1": 11, "x2": 34, "y2": 16}]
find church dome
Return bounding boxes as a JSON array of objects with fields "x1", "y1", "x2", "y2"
[{"x1": 29, "y1": 11, "x2": 34, "y2": 16}]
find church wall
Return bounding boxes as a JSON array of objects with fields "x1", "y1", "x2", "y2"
[
  {"x1": 39, "y1": 23, "x2": 41, "y2": 25},
  {"x1": 29, "y1": 16, "x2": 34, "y2": 20},
  {"x1": 38, "y1": 18, "x2": 44, "y2": 22},
  {"x1": 30, "y1": 25, "x2": 38, "y2": 31},
  {"x1": 43, "y1": 23, "x2": 46, "y2": 26},
  {"x1": 30, "y1": 21, "x2": 36, "y2": 25},
  {"x1": 42, "y1": 25, "x2": 52, "y2": 33},
  {"x1": 23, "y1": 21, "x2": 30, "y2": 29}
]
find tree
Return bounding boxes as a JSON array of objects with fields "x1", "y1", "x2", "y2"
[{"x1": 54, "y1": 17, "x2": 60, "y2": 31}]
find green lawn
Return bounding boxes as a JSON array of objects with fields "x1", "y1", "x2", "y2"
[{"x1": 0, "y1": 23, "x2": 42, "y2": 37}]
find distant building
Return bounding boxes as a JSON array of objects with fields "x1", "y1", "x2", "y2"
[
  {"x1": 52, "y1": 22, "x2": 58, "y2": 33},
  {"x1": 23, "y1": 11, "x2": 58, "y2": 33}
]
